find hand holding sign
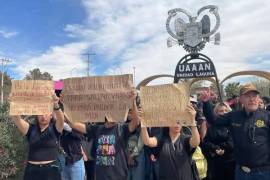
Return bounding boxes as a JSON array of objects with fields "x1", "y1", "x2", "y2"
[
  {"x1": 130, "y1": 100, "x2": 139, "y2": 121},
  {"x1": 184, "y1": 104, "x2": 197, "y2": 126},
  {"x1": 52, "y1": 93, "x2": 60, "y2": 104}
]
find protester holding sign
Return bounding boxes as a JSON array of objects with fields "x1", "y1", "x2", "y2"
[
  {"x1": 140, "y1": 104, "x2": 200, "y2": 180},
  {"x1": 201, "y1": 83, "x2": 270, "y2": 180},
  {"x1": 126, "y1": 109, "x2": 146, "y2": 180},
  {"x1": 10, "y1": 93, "x2": 64, "y2": 180},
  {"x1": 65, "y1": 99, "x2": 140, "y2": 180},
  {"x1": 60, "y1": 120, "x2": 85, "y2": 180},
  {"x1": 54, "y1": 89, "x2": 86, "y2": 180}
]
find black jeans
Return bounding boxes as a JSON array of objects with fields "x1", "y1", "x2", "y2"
[
  {"x1": 85, "y1": 160, "x2": 96, "y2": 180},
  {"x1": 207, "y1": 160, "x2": 235, "y2": 180},
  {"x1": 23, "y1": 161, "x2": 61, "y2": 180}
]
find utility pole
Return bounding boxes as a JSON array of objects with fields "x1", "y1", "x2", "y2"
[
  {"x1": 82, "y1": 51, "x2": 95, "y2": 76},
  {"x1": 0, "y1": 58, "x2": 11, "y2": 104}
]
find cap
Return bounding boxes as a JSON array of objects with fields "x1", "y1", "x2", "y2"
[{"x1": 239, "y1": 83, "x2": 260, "y2": 96}]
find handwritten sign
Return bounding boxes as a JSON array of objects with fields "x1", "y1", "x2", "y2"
[
  {"x1": 63, "y1": 74, "x2": 134, "y2": 122},
  {"x1": 9, "y1": 80, "x2": 54, "y2": 115},
  {"x1": 140, "y1": 83, "x2": 191, "y2": 127}
]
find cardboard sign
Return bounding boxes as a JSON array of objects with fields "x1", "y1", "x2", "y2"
[
  {"x1": 9, "y1": 80, "x2": 54, "y2": 115},
  {"x1": 63, "y1": 74, "x2": 134, "y2": 123},
  {"x1": 140, "y1": 83, "x2": 192, "y2": 127}
]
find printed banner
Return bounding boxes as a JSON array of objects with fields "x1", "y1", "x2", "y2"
[{"x1": 175, "y1": 62, "x2": 216, "y2": 79}]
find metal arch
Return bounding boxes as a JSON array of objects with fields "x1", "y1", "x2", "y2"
[
  {"x1": 136, "y1": 74, "x2": 174, "y2": 90},
  {"x1": 221, "y1": 71, "x2": 270, "y2": 84},
  {"x1": 189, "y1": 77, "x2": 217, "y2": 86},
  {"x1": 179, "y1": 53, "x2": 212, "y2": 64}
]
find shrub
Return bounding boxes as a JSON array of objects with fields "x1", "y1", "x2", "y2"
[{"x1": 0, "y1": 103, "x2": 26, "y2": 179}]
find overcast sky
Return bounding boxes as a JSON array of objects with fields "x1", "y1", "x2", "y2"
[{"x1": 0, "y1": 0, "x2": 269, "y2": 85}]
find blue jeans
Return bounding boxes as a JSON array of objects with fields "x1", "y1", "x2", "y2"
[
  {"x1": 62, "y1": 158, "x2": 85, "y2": 180},
  {"x1": 128, "y1": 150, "x2": 145, "y2": 180},
  {"x1": 235, "y1": 165, "x2": 270, "y2": 180},
  {"x1": 58, "y1": 154, "x2": 66, "y2": 173}
]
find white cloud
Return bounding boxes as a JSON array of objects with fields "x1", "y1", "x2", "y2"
[
  {"x1": 13, "y1": 42, "x2": 91, "y2": 80},
  {"x1": 0, "y1": 29, "x2": 18, "y2": 39},
  {"x1": 15, "y1": 0, "x2": 270, "y2": 85},
  {"x1": 71, "y1": 0, "x2": 270, "y2": 85}
]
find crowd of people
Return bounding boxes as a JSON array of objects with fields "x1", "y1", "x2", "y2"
[{"x1": 9, "y1": 83, "x2": 270, "y2": 180}]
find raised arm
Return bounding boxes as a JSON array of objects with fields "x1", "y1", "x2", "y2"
[
  {"x1": 128, "y1": 100, "x2": 140, "y2": 133},
  {"x1": 53, "y1": 94, "x2": 65, "y2": 133},
  {"x1": 202, "y1": 101, "x2": 216, "y2": 125},
  {"x1": 199, "y1": 91, "x2": 231, "y2": 127},
  {"x1": 64, "y1": 113, "x2": 87, "y2": 134},
  {"x1": 199, "y1": 91, "x2": 216, "y2": 125},
  {"x1": 140, "y1": 127, "x2": 158, "y2": 147},
  {"x1": 11, "y1": 115, "x2": 30, "y2": 136},
  {"x1": 138, "y1": 103, "x2": 158, "y2": 147},
  {"x1": 186, "y1": 104, "x2": 200, "y2": 148}
]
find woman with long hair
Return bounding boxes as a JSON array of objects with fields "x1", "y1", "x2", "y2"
[
  {"x1": 10, "y1": 93, "x2": 64, "y2": 180},
  {"x1": 140, "y1": 104, "x2": 200, "y2": 180}
]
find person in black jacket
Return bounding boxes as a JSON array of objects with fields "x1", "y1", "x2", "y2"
[
  {"x1": 201, "y1": 102, "x2": 235, "y2": 180},
  {"x1": 200, "y1": 83, "x2": 270, "y2": 180}
]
